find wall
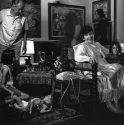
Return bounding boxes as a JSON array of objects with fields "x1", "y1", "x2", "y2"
[
  {"x1": 0, "y1": 0, "x2": 118, "y2": 43},
  {"x1": 116, "y1": 0, "x2": 124, "y2": 43},
  {"x1": 31, "y1": 0, "x2": 115, "y2": 42}
]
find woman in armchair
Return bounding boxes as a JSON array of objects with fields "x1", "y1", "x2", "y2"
[{"x1": 73, "y1": 25, "x2": 124, "y2": 113}]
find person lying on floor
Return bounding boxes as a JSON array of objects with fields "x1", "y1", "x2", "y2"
[{"x1": 10, "y1": 94, "x2": 52, "y2": 114}]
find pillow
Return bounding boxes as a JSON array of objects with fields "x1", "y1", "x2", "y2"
[{"x1": 56, "y1": 71, "x2": 81, "y2": 80}]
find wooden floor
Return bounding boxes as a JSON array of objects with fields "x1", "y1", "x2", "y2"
[{"x1": 55, "y1": 103, "x2": 124, "y2": 125}]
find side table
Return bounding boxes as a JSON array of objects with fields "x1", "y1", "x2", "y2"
[
  {"x1": 16, "y1": 70, "x2": 55, "y2": 87},
  {"x1": 53, "y1": 71, "x2": 81, "y2": 117},
  {"x1": 16, "y1": 70, "x2": 55, "y2": 97}
]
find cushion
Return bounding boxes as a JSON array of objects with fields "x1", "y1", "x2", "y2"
[{"x1": 56, "y1": 71, "x2": 81, "y2": 81}]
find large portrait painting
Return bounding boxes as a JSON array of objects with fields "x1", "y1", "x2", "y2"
[
  {"x1": 24, "y1": 0, "x2": 41, "y2": 38},
  {"x1": 48, "y1": 3, "x2": 85, "y2": 40}
]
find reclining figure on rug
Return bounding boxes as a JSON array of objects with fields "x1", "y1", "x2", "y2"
[
  {"x1": 73, "y1": 25, "x2": 124, "y2": 113},
  {"x1": 9, "y1": 94, "x2": 52, "y2": 114}
]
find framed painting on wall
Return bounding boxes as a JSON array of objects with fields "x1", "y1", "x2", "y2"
[
  {"x1": 24, "y1": 0, "x2": 41, "y2": 38},
  {"x1": 92, "y1": 0, "x2": 111, "y2": 22},
  {"x1": 48, "y1": 3, "x2": 85, "y2": 40}
]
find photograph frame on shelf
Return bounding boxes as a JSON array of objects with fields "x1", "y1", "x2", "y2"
[
  {"x1": 92, "y1": 0, "x2": 111, "y2": 22},
  {"x1": 48, "y1": 3, "x2": 85, "y2": 40}
]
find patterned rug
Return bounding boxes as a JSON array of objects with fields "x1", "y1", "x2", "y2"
[{"x1": 0, "y1": 107, "x2": 82, "y2": 125}]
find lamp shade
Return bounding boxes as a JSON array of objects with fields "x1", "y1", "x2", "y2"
[
  {"x1": 21, "y1": 40, "x2": 35, "y2": 55},
  {"x1": 26, "y1": 40, "x2": 35, "y2": 54},
  {"x1": 120, "y1": 43, "x2": 124, "y2": 53}
]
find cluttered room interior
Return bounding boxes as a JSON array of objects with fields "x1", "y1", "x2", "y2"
[{"x1": 0, "y1": 0, "x2": 124, "y2": 125}]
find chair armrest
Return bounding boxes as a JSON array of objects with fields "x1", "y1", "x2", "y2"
[
  {"x1": 68, "y1": 60, "x2": 97, "y2": 76},
  {"x1": 68, "y1": 59, "x2": 98, "y2": 97},
  {"x1": 74, "y1": 61, "x2": 98, "y2": 81}
]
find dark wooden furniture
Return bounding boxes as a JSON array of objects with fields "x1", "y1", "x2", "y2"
[
  {"x1": 52, "y1": 46, "x2": 98, "y2": 115},
  {"x1": 34, "y1": 41, "x2": 62, "y2": 62},
  {"x1": 16, "y1": 70, "x2": 55, "y2": 98},
  {"x1": 52, "y1": 75, "x2": 81, "y2": 117},
  {"x1": 106, "y1": 53, "x2": 124, "y2": 65},
  {"x1": 67, "y1": 48, "x2": 98, "y2": 100},
  {"x1": 16, "y1": 70, "x2": 54, "y2": 87},
  {"x1": 75, "y1": 62, "x2": 98, "y2": 98}
]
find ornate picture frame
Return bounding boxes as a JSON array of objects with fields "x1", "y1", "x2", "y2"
[
  {"x1": 92, "y1": 0, "x2": 111, "y2": 22},
  {"x1": 48, "y1": 3, "x2": 85, "y2": 40}
]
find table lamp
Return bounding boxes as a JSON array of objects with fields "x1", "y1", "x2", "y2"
[
  {"x1": 120, "y1": 43, "x2": 124, "y2": 53},
  {"x1": 26, "y1": 40, "x2": 35, "y2": 64},
  {"x1": 20, "y1": 40, "x2": 35, "y2": 64}
]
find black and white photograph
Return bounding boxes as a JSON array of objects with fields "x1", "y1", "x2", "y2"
[{"x1": 0, "y1": 0, "x2": 124, "y2": 125}]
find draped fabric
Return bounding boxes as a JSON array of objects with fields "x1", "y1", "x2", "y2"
[{"x1": 73, "y1": 42, "x2": 124, "y2": 102}]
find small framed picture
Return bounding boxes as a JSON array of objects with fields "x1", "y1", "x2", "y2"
[{"x1": 92, "y1": 0, "x2": 111, "y2": 22}]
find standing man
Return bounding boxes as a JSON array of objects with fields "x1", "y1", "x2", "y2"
[{"x1": 0, "y1": 0, "x2": 28, "y2": 62}]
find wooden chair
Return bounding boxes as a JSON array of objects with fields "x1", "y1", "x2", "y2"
[
  {"x1": 68, "y1": 48, "x2": 124, "y2": 114},
  {"x1": 68, "y1": 48, "x2": 98, "y2": 95},
  {"x1": 68, "y1": 49, "x2": 99, "y2": 113},
  {"x1": 51, "y1": 47, "x2": 99, "y2": 116}
]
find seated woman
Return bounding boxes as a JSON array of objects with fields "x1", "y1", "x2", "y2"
[
  {"x1": 109, "y1": 41, "x2": 121, "y2": 55},
  {"x1": 73, "y1": 25, "x2": 124, "y2": 112}
]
